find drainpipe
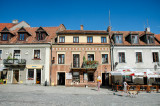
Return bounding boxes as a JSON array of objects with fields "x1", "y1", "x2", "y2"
[
  {"x1": 111, "y1": 43, "x2": 114, "y2": 71},
  {"x1": 50, "y1": 38, "x2": 53, "y2": 86}
]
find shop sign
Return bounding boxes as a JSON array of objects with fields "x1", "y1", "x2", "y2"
[
  {"x1": 84, "y1": 73, "x2": 88, "y2": 80},
  {"x1": 66, "y1": 73, "x2": 72, "y2": 79}
]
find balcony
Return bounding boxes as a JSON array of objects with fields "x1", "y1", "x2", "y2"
[
  {"x1": 71, "y1": 60, "x2": 98, "y2": 69},
  {"x1": 3, "y1": 59, "x2": 26, "y2": 65},
  {"x1": 82, "y1": 60, "x2": 98, "y2": 69}
]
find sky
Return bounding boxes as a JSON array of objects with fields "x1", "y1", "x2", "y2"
[{"x1": 1, "y1": 0, "x2": 160, "y2": 33}]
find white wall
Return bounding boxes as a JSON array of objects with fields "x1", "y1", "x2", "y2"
[{"x1": 113, "y1": 46, "x2": 160, "y2": 72}]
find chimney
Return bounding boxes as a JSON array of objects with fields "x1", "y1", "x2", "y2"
[
  {"x1": 12, "y1": 20, "x2": 18, "y2": 24},
  {"x1": 145, "y1": 27, "x2": 150, "y2": 32},
  {"x1": 107, "y1": 26, "x2": 111, "y2": 32},
  {"x1": 80, "y1": 25, "x2": 83, "y2": 30}
]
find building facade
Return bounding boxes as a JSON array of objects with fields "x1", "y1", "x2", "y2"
[
  {"x1": 0, "y1": 22, "x2": 65, "y2": 85},
  {"x1": 51, "y1": 26, "x2": 111, "y2": 87},
  {"x1": 110, "y1": 28, "x2": 160, "y2": 85}
]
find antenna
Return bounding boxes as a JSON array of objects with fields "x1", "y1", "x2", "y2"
[
  {"x1": 144, "y1": 22, "x2": 145, "y2": 30},
  {"x1": 147, "y1": 19, "x2": 149, "y2": 27},
  {"x1": 109, "y1": 9, "x2": 111, "y2": 26}
]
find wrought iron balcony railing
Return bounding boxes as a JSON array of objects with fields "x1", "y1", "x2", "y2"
[{"x1": 3, "y1": 59, "x2": 26, "y2": 65}]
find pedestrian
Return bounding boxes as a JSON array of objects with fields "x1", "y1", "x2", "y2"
[
  {"x1": 122, "y1": 79, "x2": 129, "y2": 96},
  {"x1": 97, "y1": 76, "x2": 101, "y2": 91}
]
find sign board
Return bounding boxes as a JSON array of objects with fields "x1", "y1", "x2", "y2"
[
  {"x1": 66, "y1": 73, "x2": 72, "y2": 79},
  {"x1": 84, "y1": 73, "x2": 88, "y2": 80}
]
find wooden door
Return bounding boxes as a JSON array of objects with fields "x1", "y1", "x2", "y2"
[{"x1": 13, "y1": 70, "x2": 19, "y2": 84}]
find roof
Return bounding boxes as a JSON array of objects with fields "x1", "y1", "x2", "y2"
[
  {"x1": 110, "y1": 31, "x2": 160, "y2": 46},
  {"x1": 0, "y1": 23, "x2": 16, "y2": 31},
  {"x1": 155, "y1": 34, "x2": 160, "y2": 42},
  {"x1": 57, "y1": 30, "x2": 109, "y2": 35},
  {"x1": 0, "y1": 26, "x2": 62, "y2": 44}
]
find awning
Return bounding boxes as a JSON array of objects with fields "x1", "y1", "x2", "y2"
[
  {"x1": 26, "y1": 65, "x2": 43, "y2": 69},
  {"x1": 0, "y1": 67, "x2": 8, "y2": 71}
]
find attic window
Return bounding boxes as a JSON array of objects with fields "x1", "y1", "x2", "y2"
[
  {"x1": 132, "y1": 35, "x2": 138, "y2": 44},
  {"x1": 147, "y1": 35, "x2": 154, "y2": 44},
  {"x1": 37, "y1": 33, "x2": 44, "y2": 41},
  {"x1": 115, "y1": 35, "x2": 123, "y2": 44},
  {"x1": 2, "y1": 34, "x2": 8, "y2": 41},
  {"x1": 19, "y1": 34, "x2": 25, "y2": 41}
]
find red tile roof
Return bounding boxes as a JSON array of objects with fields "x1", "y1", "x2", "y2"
[
  {"x1": 57, "y1": 30, "x2": 108, "y2": 35},
  {"x1": 155, "y1": 34, "x2": 160, "y2": 42},
  {"x1": 0, "y1": 26, "x2": 62, "y2": 44},
  {"x1": 0, "y1": 23, "x2": 16, "y2": 31},
  {"x1": 110, "y1": 31, "x2": 160, "y2": 46}
]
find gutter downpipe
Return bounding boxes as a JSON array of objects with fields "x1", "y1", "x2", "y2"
[{"x1": 50, "y1": 38, "x2": 53, "y2": 86}]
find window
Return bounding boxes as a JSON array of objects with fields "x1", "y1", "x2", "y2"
[
  {"x1": 14, "y1": 50, "x2": 20, "y2": 59},
  {"x1": 37, "y1": 33, "x2": 44, "y2": 41},
  {"x1": 0, "y1": 50, "x2": 2, "y2": 59},
  {"x1": 148, "y1": 35, "x2": 154, "y2": 44},
  {"x1": 88, "y1": 72, "x2": 94, "y2": 82},
  {"x1": 102, "y1": 54, "x2": 108, "y2": 64},
  {"x1": 59, "y1": 36, "x2": 65, "y2": 43},
  {"x1": 88, "y1": 54, "x2": 94, "y2": 61},
  {"x1": 119, "y1": 52, "x2": 125, "y2": 63},
  {"x1": 73, "y1": 37, "x2": 79, "y2": 43},
  {"x1": 58, "y1": 54, "x2": 65, "y2": 64},
  {"x1": 132, "y1": 35, "x2": 138, "y2": 44},
  {"x1": 136, "y1": 52, "x2": 142, "y2": 63},
  {"x1": 87, "y1": 36, "x2": 93, "y2": 43},
  {"x1": 19, "y1": 34, "x2": 25, "y2": 41},
  {"x1": 115, "y1": 35, "x2": 123, "y2": 44},
  {"x1": 0, "y1": 71, "x2": 7, "y2": 79},
  {"x1": 28, "y1": 69, "x2": 34, "y2": 79},
  {"x1": 101, "y1": 37, "x2": 107, "y2": 43},
  {"x1": 152, "y1": 52, "x2": 159, "y2": 62},
  {"x1": 2, "y1": 34, "x2": 8, "y2": 41},
  {"x1": 34, "y1": 50, "x2": 40, "y2": 59},
  {"x1": 73, "y1": 54, "x2": 80, "y2": 68},
  {"x1": 72, "y1": 72, "x2": 80, "y2": 82}
]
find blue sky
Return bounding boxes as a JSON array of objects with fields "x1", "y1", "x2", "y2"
[{"x1": 1, "y1": 0, "x2": 160, "y2": 33}]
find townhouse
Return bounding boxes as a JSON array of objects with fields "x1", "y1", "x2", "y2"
[
  {"x1": 51, "y1": 25, "x2": 111, "y2": 87},
  {"x1": 0, "y1": 21, "x2": 65, "y2": 85},
  {"x1": 110, "y1": 27, "x2": 160, "y2": 85}
]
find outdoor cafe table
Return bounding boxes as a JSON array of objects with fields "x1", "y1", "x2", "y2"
[{"x1": 112, "y1": 84, "x2": 159, "y2": 92}]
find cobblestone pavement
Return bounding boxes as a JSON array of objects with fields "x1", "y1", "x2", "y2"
[{"x1": 0, "y1": 84, "x2": 160, "y2": 106}]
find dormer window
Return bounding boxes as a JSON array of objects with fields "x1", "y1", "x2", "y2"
[
  {"x1": 36, "y1": 27, "x2": 47, "y2": 41},
  {"x1": 147, "y1": 35, "x2": 154, "y2": 44},
  {"x1": 132, "y1": 35, "x2": 138, "y2": 44},
  {"x1": 2, "y1": 34, "x2": 8, "y2": 41},
  {"x1": 37, "y1": 33, "x2": 44, "y2": 41},
  {"x1": 19, "y1": 34, "x2": 25, "y2": 41},
  {"x1": 115, "y1": 35, "x2": 123, "y2": 44}
]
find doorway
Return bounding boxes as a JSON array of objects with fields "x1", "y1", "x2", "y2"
[
  {"x1": 36, "y1": 69, "x2": 41, "y2": 84},
  {"x1": 13, "y1": 70, "x2": 19, "y2": 84},
  {"x1": 143, "y1": 77, "x2": 147, "y2": 85},
  {"x1": 57, "y1": 72, "x2": 65, "y2": 85},
  {"x1": 88, "y1": 73, "x2": 94, "y2": 82},
  {"x1": 102, "y1": 73, "x2": 109, "y2": 86}
]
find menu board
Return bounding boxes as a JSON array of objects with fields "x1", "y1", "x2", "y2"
[{"x1": 66, "y1": 73, "x2": 72, "y2": 79}]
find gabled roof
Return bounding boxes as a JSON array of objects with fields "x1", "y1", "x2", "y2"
[
  {"x1": 1, "y1": 27, "x2": 10, "y2": 32},
  {"x1": 0, "y1": 23, "x2": 16, "y2": 31},
  {"x1": 0, "y1": 26, "x2": 61, "y2": 44},
  {"x1": 110, "y1": 31, "x2": 160, "y2": 46}
]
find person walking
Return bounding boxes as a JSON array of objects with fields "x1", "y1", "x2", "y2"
[
  {"x1": 97, "y1": 76, "x2": 101, "y2": 91},
  {"x1": 122, "y1": 79, "x2": 129, "y2": 96}
]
